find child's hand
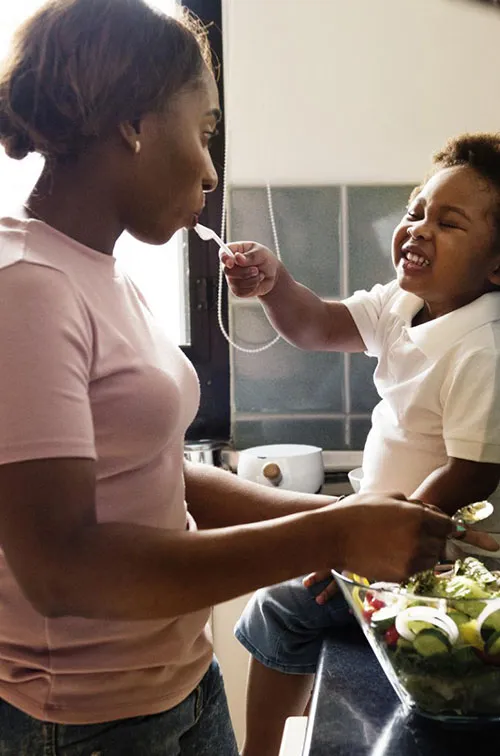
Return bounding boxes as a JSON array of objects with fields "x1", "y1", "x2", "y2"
[
  {"x1": 221, "y1": 241, "x2": 281, "y2": 298},
  {"x1": 303, "y1": 570, "x2": 339, "y2": 605}
]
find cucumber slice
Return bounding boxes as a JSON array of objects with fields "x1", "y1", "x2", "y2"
[
  {"x1": 413, "y1": 628, "x2": 451, "y2": 657},
  {"x1": 396, "y1": 638, "x2": 414, "y2": 651},
  {"x1": 448, "y1": 610, "x2": 470, "y2": 628},
  {"x1": 483, "y1": 609, "x2": 500, "y2": 635},
  {"x1": 476, "y1": 599, "x2": 500, "y2": 642},
  {"x1": 371, "y1": 606, "x2": 399, "y2": 633},
  {"x1": 407, "y1": 620, "x2": 435, "y2": 635},
  {"x1": 485, "y1": 629, "x2": 500, "y2": 657}
]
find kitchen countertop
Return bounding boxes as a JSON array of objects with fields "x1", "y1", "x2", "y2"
[{"x1": 303, "y1": 624, "x2": 500, "y2": 755}]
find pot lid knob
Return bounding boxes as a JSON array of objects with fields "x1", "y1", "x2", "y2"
[{"x1": 262, "y1": 462, "x2": 282, "y2": 486}]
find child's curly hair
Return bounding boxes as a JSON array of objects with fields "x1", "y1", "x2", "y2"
[{"x1": 410, "y1": 133, "x2": 500, "y2": 253}]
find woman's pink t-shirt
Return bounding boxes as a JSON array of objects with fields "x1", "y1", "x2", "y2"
[{"x1": 0, "y1": 215, "x2": 212, "y2": 724}]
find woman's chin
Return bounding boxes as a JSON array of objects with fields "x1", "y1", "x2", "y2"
[{"x1": 127, "y1": 222, "x2": 178, "y2": 247}]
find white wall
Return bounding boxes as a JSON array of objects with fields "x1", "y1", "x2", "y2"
[{"x1": 223, "y1": 0, "x2": 500, "y2": 185}]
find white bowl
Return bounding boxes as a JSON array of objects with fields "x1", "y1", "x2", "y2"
[{"x1": 348, "y1": 466, "x2": 363, "y2": 493}]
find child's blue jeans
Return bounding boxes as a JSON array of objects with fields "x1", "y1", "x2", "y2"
[{"x1": 234, "y1": 577, "x2": 356, "y2": 674}]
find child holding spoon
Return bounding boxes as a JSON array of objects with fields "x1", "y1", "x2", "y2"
[{"x1": 221, "y1": 132, "x2": 500, "y2": 756}]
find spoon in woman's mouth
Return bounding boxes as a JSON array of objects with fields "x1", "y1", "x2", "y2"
[{"x1": 194, "y1": 223, "x2": 235, "y2": 260}]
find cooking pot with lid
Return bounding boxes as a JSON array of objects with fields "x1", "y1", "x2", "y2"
[{"x1": 237, "y1": 444, "x2": 324, "y2": 493}]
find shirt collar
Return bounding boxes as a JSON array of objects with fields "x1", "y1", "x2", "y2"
[{"x1": 390, "y1": 289, "x2": 500, "y2": 360}]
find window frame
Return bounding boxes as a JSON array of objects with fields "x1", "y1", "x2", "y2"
[{"x1": 181, "y1": 0, "x2": 230, "y2": 442}]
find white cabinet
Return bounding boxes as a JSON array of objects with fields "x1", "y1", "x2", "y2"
[{"x1": 212, "y1": 592, "x2": 254, "y2": 747}]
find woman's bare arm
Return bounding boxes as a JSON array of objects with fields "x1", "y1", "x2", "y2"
[
  {"x1": 183, "y1": 460, "x2": 334, "y2": 528},
  {"x1": 0, "y1": 458, "x2": 456, "y2": 621}
]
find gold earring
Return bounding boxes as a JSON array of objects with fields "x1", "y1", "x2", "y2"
[{"x1": 135, "y1": 141, "x2": 141, "y2": 155}]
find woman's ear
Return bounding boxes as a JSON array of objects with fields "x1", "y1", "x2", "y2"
[{"x1": 119, "y1": 119, "x2": 141, "y2": 154}]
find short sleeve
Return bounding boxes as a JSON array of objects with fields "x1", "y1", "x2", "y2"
[
  {"x1": 342, "y1": 281, "x2": 398, "y2": 357},
  {"x1": 442, "y1": 348, "x2": 500, "y2": 464},
  {"x1": 0, "y1": 262, "x2": 96, "y2": 463}
]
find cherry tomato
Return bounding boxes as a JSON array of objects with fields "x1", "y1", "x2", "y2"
[
  {"x1": 384, "y1": 625, "x2": 399, "y2": 646},
  {"x1": 362, "y1": 606, "x2": 376, "y2": 621}
]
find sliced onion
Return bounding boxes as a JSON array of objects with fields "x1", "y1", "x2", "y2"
[
  {"x1": 369, "y1": 582, "x2": 401, "y2": 591},
  {"x1": 368, "y1": 581, "x2": 405, "y2": 609},
  {"x1": 395, "y1": 606, "x2": 459, "y2": 645},
  {"x1": 476, "y1": 598, "x2": 500, "y2": 635}
]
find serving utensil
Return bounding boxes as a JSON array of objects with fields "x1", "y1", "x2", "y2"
[{"x1": 453, "y1": 499, "x2": 494, "y2": 525}]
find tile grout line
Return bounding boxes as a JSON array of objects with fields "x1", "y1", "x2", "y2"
[
  {"x1": 340, "y1": 186, "x2": 350, "y2": 300},
  {"x1": 235, "y1": 412, "x2": 373, "y2": 421},
  {"x1": 340, "y1": 185, "x2": 351, "y2": 447}
]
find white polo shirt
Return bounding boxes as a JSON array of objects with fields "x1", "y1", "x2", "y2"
[{"x1": 343, "y1": 281, "x2": 500, "y2": 536}]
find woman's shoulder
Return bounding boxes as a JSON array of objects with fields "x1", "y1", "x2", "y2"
[
  {"x1": 0, "y1": 216, "x2": 75, "y2": 294},
  {"x1": 0, "y1": 218, "x2": 94, "y2": 337}
]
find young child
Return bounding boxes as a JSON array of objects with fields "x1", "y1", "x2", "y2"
[{"x1": 222, "y1": 133, "x2": 500, "y2": 756}]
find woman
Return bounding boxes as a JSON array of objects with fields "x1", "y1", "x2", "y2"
[{"x1": 0, "y1": 1, "x2": 488, "y2": 754}]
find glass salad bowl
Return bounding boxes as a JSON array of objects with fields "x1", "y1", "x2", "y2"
[{"x1": 333, "y1": 557, "x2": 500, "y2": 724}]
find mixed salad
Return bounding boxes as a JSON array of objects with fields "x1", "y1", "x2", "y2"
[{"x1": 353, "y1": 557, "x2": 500, "y2": 718}]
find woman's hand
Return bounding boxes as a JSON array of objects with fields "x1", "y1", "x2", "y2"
[
  {"x1": 320, "y1": 492, "x2": 499, "y2": 583},
  {"x1": 221, "y1": 241, "x2": 281, "y2": 298},
  {"x1": 319, "y1": 493, "x2": 448, "y2": 583}
]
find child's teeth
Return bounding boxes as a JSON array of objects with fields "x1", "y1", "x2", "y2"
[{"x1": 406, "y1": 251, "x2": 429, "y2": 267}]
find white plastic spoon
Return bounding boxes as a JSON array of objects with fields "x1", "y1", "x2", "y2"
[
  {"x1": 194, "y1": 223, "x2": 235, "y2": 259},
  {"x1": 454, "y1": 500, "x2": 494, "y2": 525}
]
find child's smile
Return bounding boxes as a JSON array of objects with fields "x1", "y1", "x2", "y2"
[
  {"x1": 392, "y1": 165, "x2": 500, "y2": 320},
  {"x1": 400, "y1": 242, "x2": 431, "y2": 271}
]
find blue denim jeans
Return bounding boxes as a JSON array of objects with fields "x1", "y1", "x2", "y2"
[
  {"x1": 235, "y1": 576, "x2": 356, "y2": 674},
  {"x1": 0, "y1": 657, "x2": 238, "y2": 756}
]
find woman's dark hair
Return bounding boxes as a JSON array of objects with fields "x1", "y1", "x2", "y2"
[
  {"x1": 0, "y1": 0, "x2": 212, "y2": 160},
  {"x1": 410, "y1": 133, "x2": 500, "y2": 253}
]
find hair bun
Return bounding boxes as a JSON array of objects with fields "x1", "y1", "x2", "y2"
[
  {"x1": 0, "y1": 110, "x2": 35, "y2": 160},
  {"x1": 1, "y1": 132, "x2": 35, "y2": 160}
]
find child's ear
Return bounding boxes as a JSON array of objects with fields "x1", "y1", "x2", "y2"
[{"x1": 488, "y1": 260, "x2": 500, "y2": 288}]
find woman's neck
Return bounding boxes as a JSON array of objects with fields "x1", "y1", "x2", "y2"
[{"x1": 26, "y1": 153, "x2": 123, "y2": 255}]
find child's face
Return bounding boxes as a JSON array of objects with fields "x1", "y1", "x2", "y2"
[{"x1": 392, "y1": 165, "x2": 500, "y2": 317}]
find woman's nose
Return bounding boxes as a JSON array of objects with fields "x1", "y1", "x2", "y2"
[{"x1": 203, "y1": 158, "x2": 218, "y2": 194}]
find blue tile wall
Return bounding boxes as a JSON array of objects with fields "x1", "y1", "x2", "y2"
[
  {"x1": 349, "y1": 352, "x2": 379, "y2": 414},
  {"x1": 233, "y1": 417, "x2": 346, "y2": 452},
  {"x1": 347, "y1": 185, "x2": 414, "y2": 294},
  {"x1": 232, "y1": 304, "x2": 344, "y2": 414},
  {"x1": 229, "y1": 184, "x2": 414, "y2": 451},
  {"x1": 229, "y1": 187, "x2": 342, "y2": 298},
  {"x1": 350, "y1": 417, "x2": 374, "y2": 451}
]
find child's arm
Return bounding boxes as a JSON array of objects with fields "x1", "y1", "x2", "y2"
[
  {"x1": 410, "y1": 457, "x2": 500, "y2": 517},
  {"x1": 223, "y1": 242, "x2": 365, "y2": 352}
]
